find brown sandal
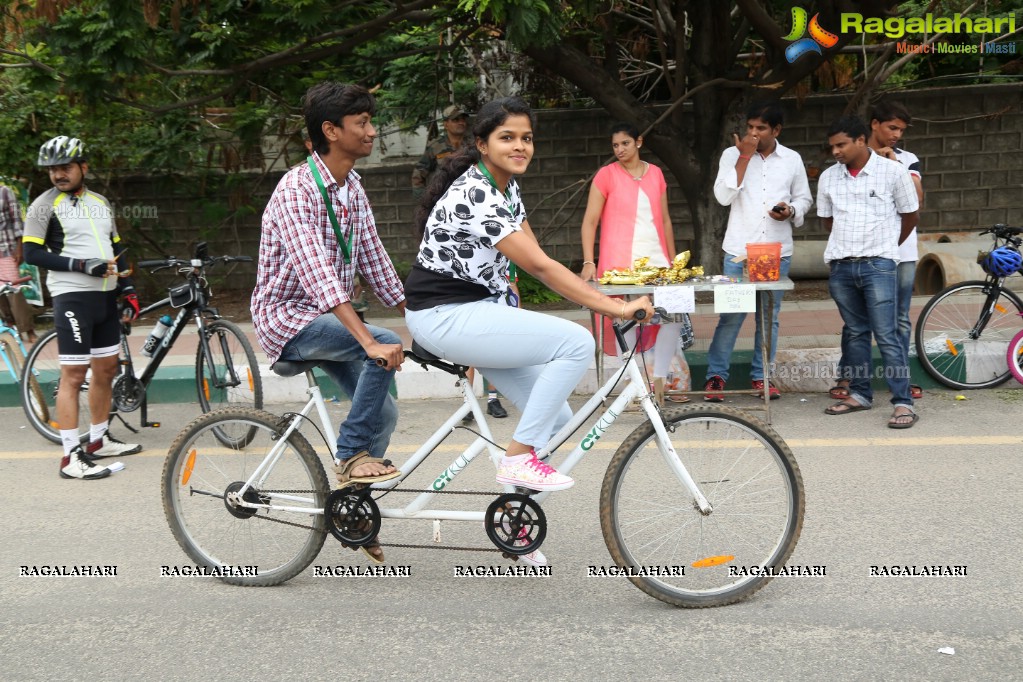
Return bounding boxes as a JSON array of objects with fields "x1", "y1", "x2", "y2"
[
  {"x1": 333, "y1": 451, "x2": 401, "y2": 486},
  {"x1": 829, "y1": 382, "x2": 850, "y2": 399}
]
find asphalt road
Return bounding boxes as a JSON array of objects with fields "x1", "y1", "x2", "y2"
[{"x1": 1, "y1": 388, "x2": 1021, "y2": 680}]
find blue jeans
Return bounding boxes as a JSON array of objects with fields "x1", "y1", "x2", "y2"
[
  {"x1": 277, "y1": 314, "x2": 399, "y2": 461},
  {"x1": 705, "y1": 255, "x2": 791, "y2": 382},
  {"x1": 828, "y1": 258, "x2": 912, "y2": 408},
  {"x1": 837, "y1": 260, "x2": 916, "y2": 383},
  {"x1": 406, "y1": 296, "x2": 592, "y2": 449},
  {"x1": 897, "y1": 260, "x2": 916, "y2": 355}
]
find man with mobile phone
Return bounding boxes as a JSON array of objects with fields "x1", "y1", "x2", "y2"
[{"x1": 705, "y1": 101, "x2": 813, "y2": 401}]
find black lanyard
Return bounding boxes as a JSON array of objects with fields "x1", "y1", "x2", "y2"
[{"x1": 307, "y1": 156, "x2": 352, "y2": 263}]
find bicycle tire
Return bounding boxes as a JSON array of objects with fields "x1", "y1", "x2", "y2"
[
  {"x1": 914, "y1": 280, "x2": 1023, "y2": 390},
  {"x1": 195, "y1": 319, "x2": 263, "y2": 448},
  {"x1": 4, "y1": 331, "x2": 45, "y2": 423},
  {"x1": 20, "y1": 329, "x2": 94, "y2": 443},
  {"x1": 162, "y1": 408, "x2": 329, "y2": 586},
  {"x1": 1007, "y1": 328, "x2": 1023, "y2": 385},
  {"x1": 600, "y1": 405, "x2": 804, "y2": 608}
]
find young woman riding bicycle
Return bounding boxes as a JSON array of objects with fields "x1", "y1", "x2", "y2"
[{"x1": 404, "y1": 97, "x2": 654, "y2": 499}]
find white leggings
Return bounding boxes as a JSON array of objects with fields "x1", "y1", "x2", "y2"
[{"x1": 405, "y1": 297, "x2": 594, "y2": 449}]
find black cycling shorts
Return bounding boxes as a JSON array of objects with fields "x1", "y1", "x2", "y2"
[{"x1": 53, "y1": 291, "x2": 121, "y2": 365}]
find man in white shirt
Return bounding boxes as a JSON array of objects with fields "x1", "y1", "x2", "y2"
[
  {"x1": 705, "y1": 101, "x2": 812, "y2": 401},
  {"x1": 818, "y1": 116, "x2": 920, "y2": 429},
  {"x1": 831, "y1": 102, "x2": 925, "y2": 401}
]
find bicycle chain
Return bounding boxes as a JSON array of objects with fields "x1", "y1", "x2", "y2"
[{"x1": 247, "y1": 487, "x2": 528, "y2": 553}]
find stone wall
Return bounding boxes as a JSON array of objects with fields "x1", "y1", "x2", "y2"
[{"x1": 111, "y1": 83, "x2": 1023, "y2": 289}]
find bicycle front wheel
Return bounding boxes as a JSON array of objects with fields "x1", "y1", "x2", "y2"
[
  {"x1": 1007, "y1": 329, "x2": 1023, "y2": 385},
  {"x1": 600, "y1": 405, "x2": 804, "y2": 608},
  {"x1": 21, "y1": 329, "x2": 93, "y2": 443},
  {"x1": 914, "y1": 280, "x2": 1023, "y2": 389},
  {"x1": 162, "y1": 408, "x2": 329, "y2": 586},
  {"x1": 196, "y1": 319, "x2": 264, "y2": 447}
]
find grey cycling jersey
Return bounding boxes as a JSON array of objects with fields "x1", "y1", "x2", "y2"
[{"x1": 23, "y1": 187, "x2": 121, "y2": 297}]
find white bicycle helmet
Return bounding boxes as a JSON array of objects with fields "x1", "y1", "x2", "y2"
[{"x1": 37, "y1": 136, "x2": 87, "y2": 167}]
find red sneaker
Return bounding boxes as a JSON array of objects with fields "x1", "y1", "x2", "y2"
[
  {"x1": 703, "y1": 375, "x2": 725, "y2": 402},
  {"x1": 752, "y1": 379, "x2": 780, "y2": 400}
]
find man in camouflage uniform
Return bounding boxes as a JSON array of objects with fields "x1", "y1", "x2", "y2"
[{"x1": 410, "y1": 104, "x2": 470, "y2": 197}]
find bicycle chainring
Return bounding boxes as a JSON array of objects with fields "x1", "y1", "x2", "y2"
[
  {"x1": 324, "y1": 486, "x2": 381, "y2": 548},
  {"x1": 112, "y1": 374, "x2": 145, "y2": 413},
  {"x1": 223, "y1": 481, "x2": 268, "y2": 520},
  {"x1": 484, "y1": 493, "x2": 546, "y2": 556}
]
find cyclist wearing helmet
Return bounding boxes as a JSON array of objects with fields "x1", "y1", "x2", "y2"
[{"x1": 23, "y1": 135, "x2": 142, "y2": 480}]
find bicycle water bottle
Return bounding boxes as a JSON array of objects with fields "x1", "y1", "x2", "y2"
[{"x1": 141, "y1": 315, "x2": 173, "y2": 357}]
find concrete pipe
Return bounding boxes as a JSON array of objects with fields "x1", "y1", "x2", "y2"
[
  {"x1": 789, "y1": 240, "x2": 829, "y2": 279},
  {"x1": 914, "y1": 242, "x2": 990, "y2": 295}
]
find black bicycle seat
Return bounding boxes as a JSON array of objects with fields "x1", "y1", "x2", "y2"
[
  {"x1": 409, "y1": 341, "x2": 469, "y2": 376},
  {"x1": 271, "y1": 359, "x2": 320, "y2": 377}
]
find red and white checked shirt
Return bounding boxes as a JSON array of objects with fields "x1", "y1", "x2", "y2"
[{"x1": 251, "y1": 153, "x2": 405, "y2": 364}]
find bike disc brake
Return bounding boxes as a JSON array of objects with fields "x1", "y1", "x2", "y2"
[
  {"x1": 324, "y1": 486, "x2": 381, "y2": 547},
  {"x1": 484, "y1": 493, "x2": 546, "y2": 556},
  {"x1": 112, "y1": 374, "x2": 145, "y2": 413}
]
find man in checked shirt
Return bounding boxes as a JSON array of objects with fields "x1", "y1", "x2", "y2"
[
  {"x1": 252, "y1": 82, "x2": 406, "y2": 561},
  {"x1": 818, "y1": 116, "x2": 920, "y2": 429}
]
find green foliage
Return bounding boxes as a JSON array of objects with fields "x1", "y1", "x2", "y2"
[{"x1": 516, "y1": 269, "x2": 562, "y2": 305}]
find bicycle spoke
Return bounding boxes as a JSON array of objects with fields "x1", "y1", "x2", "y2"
[
  {"x1": 601, "y1": 406, "x2": 803, "y2": 608},
  {"x1": 163, "y1": 409, "x2": 327, "y2": 586}
]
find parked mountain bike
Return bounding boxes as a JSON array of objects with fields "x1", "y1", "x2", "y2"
[
  {"x1": 0, "y1": 276, "x2": 44, "y2": 409},
  {"x1": 914, "y1": 224, "x2": 1023, "y2": 390},
  {"x1": 21, "y1": 242, "x2": 263, "y2": 447},
  {"x1": 162, "y1": 309, "x2": 804, "y2": 608}
]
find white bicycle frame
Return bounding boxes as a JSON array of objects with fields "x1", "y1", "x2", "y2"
[{"x1": 236, "y1": 342, "x2": 712, "y2": 521}]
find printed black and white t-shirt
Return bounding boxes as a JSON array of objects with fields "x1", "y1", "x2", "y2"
[{"x1": 405, "y1": 164, "x2": 525, "y2": 310}]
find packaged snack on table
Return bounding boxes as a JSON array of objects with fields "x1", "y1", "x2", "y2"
[{"x1": 746, "y1": 242, "x2": 782, "y2": 281}]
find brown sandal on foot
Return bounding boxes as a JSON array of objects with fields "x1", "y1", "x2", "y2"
[
  {"x1": 333, "y1": 451, "x2": 401, "y2": 486},
  {"x1": 829, "y1": 382, "x2": 850, "y2": 399}
]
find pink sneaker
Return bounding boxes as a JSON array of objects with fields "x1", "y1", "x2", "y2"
[
  {"x1": 496, "y1": 450, "x2": 574, "y2": 491},
  {"x1": 502, "y1": 518, "x2": 547, "y2": 567}
]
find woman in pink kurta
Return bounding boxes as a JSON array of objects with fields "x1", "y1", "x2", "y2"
[{"x1": 580, "y1": 123, "x2": 689, "y2": 402}]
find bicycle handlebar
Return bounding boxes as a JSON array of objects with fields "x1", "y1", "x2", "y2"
[
  {"x1": 0, "y1": 275, "x2": 33, "y2": 295},
  {"x1": 137, "y1": 255, "x2": 253, "y2": 272},
  {"x1": 981, "y1": 224, "x2": 1022, "y2": 240}
]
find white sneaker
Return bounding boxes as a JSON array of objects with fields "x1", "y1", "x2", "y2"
[
  {"x1": 496, "y1": 516, "x2": 548, "y2": 567},
  {"x1": 518, "y1": 547, "x2": 548, "y2": 568},
  {"x1": 496, "y1": 450, "x2": 574, "y2": 491},
  {"x1": 509, "y1": 526, "x2": 548, "y2": 567},
  {"x1": 87, "y1": 432, "x2": 142, "y2": 458},
  {"x1": 60, "y1": 448, "x2": 113, "y2": 480}
]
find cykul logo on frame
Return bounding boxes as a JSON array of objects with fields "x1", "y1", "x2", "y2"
[{"x1": 784, "y1": 7, "x2": 839, "y2": 62}]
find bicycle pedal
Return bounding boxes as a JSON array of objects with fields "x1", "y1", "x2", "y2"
[{"x1": 145, "y1": 421, "x2": 161, "y2": 428}]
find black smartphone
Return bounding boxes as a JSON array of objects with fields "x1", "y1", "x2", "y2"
[{"x1": 771, "y1": 205, "x2": 785, "y2": 213}]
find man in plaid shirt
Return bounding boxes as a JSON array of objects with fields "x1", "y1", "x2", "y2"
[
  {"x1": 0, "y1": 179, "x2": 36, "y2": 342},
  {"x1": 817, "y1": 116, "x2": 920, "y2": 429},
  {"x1": 252, "y1": 83, "x2": 406, "y2": 550}
]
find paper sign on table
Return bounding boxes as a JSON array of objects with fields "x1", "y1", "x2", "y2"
[
  {"x1": 714, "y1": 284, "x2": 756, "y2": 313},
  {"x1": 654, "y1": 286, "x2": 695, "y2": 313}
]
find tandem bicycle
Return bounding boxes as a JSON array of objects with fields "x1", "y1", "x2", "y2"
[{"x1": 161, "y1": 309, "x2": 805, "y2": 608}]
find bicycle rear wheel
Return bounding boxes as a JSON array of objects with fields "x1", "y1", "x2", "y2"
[
  {"x1": 162, "y1": 408, "x2": 329, "y2": 586},
  {"x1": 196, "y1": 319, "x2": 264, "y2": 447},
  {"x1": 600, "y1": 405, "x2": 804, "y2": 608},
  {"x1": 20, "y1": 329, "x2": 93, "y2": 443},
  {"x1": 914, "y1": 280, "x2": 1023, "y2": 389}
]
